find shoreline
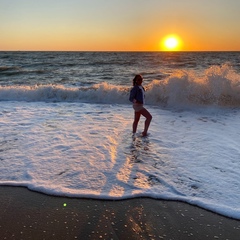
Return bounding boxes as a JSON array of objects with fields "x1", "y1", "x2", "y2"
[{"x1": 1, "y1": 186, "x2": 239, "y2": 239}]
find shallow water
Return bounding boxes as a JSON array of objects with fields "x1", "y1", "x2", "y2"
[
  {"x1": 1, "y1": 51, "x2": 240, "y2": 219},
  {"x1": 1, "y1": 100, "x2": 240, "y2": 219}
]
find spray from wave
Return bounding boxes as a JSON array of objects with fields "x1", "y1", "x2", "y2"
[
  {"x1": 147, "y1": 63, "x2": 240, "y2": 107},
  {"x1": 0, "y1": 82, "x2": 129, "y2": 104},
  {"x1": 1, "y1": 64, "x2": 240, "y2": 107}
]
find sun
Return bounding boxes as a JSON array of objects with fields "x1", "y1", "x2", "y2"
[
  {"x1": 161, "y1": 35, "x2": 182, "y2": 51},
  {"x1": 165, "y1": 37, "x2": 178, "y2": 49}
]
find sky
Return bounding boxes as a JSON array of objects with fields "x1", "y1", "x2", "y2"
[{"x1": 0, "y1": 0, "x2": 240, "y2": 51}]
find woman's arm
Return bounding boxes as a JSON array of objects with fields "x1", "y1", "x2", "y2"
[
  {"x1": 129, "y1": 86, "x2": 138, "y2": 102},
  {"x1": 129, "y1": 86, "x2": 144, "y2": 104}
]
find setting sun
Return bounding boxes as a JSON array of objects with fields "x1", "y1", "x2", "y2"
[{"x1": 161, "y1": 35, "x2": 182, "y2": 51}]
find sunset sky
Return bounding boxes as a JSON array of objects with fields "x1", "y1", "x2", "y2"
[{"x1": 1, "y1": 0, "x2": 240, "y2": 51}]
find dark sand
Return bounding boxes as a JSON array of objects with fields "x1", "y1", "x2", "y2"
[{"x1": 0, "y1": 186, "x2": 239, "y2": 240}]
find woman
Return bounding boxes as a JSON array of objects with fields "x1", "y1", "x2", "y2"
[{"x1": 129, "y1": 74, "x2": 152, "y2": 136}]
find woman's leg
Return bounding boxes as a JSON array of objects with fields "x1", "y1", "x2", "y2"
[
  {"x1": 133, "y1": 111, "x2": 141, "y2": 133},
  {"x1": 139, "y1": 108, "x2": 152, "y2": 136}
]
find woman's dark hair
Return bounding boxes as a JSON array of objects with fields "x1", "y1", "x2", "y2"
[{"x1": 133, "y1": 74, "x2": 142, "y2": 86}]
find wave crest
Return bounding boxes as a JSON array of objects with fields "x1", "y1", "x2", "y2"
[
  {"x1": 147, "y1": 64, "x2": 240, "y2": 107},
  {"x1": 0, "y1": 82, "x2": 130, "y2": 104},
  {"x1": 1, "y1": 64, "x2": 240, "y2": 107}
]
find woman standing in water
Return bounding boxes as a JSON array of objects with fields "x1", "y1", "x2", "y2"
[{"x1": 129, "y1": 74, "x2": 152, "y2": 136}]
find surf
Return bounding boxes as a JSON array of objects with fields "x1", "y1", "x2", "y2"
[{"x1": 1, "y1": 64, "x2": 240, "y2": 108}]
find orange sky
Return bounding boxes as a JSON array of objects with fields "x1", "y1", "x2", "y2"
[{"x1": 1, "y1": 0, "x2": 240, "y2": 51}]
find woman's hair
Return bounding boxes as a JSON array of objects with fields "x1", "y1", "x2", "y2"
[{"x1": 132, "y1": 74, "x2": 142, "y2": 86}]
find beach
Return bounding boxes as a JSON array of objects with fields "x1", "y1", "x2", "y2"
[
  {"x1": 1, "y1": 51, "x2": 240, "y2": 239},
  {"x1": 1, "y1": 186, "x2": 239, "y2": 240}
]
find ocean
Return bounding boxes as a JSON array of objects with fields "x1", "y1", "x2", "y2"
[{"x1": 0, "y1": 51, "x2": 240, "y2": 220}]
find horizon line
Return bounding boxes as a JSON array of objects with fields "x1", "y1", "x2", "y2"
[{"x1": 1, "y1": 50, "x2": 240, "y2": 53}]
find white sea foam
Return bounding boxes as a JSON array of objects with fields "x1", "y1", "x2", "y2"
[
  {"x1": 0, "y1": 83, "x2": 129, "y2": 104},
  {"x1": 0, "y1": 101, "x2": 240, "y2": 220},
  {"x1": 147, "y1": 63, "x2": 240, "y2": 107},
  {"x1": 1, "y1": 64, "x2": 240, "y2": 107}
]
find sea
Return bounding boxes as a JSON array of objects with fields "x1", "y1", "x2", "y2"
[{"x1": 1, "y1": 51, "x2": 240, "y2": 220}]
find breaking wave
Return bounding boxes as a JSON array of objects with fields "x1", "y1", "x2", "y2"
[{"x1": 1, "y1": 64, "x2": 240, "y2": 107}]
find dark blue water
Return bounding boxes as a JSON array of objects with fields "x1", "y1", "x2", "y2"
[{"x1": 1, "y1": 51, "x2": 239, "y2": 87}]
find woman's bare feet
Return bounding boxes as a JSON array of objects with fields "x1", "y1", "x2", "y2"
[{"x1": 142, "y1": 131, "x2": 148, "y2": 137}]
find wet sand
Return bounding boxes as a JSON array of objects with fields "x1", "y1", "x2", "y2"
[{"x1": 0, "y1": 186, "x2": 239, "y2": 239}]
